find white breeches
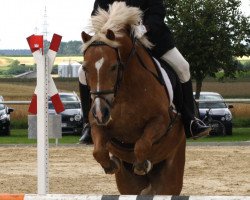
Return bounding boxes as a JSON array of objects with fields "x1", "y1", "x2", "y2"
[{"x1": 161, "y1": 47, "x2": 190, "y2": 83}]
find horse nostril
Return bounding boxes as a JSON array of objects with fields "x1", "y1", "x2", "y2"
[
  {"x1": 91, "y1": 98, "x2": 111, "y2": 125},
  {"x1": 103, "y1": 106, "x2": 110, "y2": 119}
]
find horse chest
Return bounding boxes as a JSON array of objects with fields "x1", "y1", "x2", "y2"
[{"x1": 107, "y1": 103, "x2": 151, "y2": 142}]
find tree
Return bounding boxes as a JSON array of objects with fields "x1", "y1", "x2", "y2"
[
  {"x1": 5, "y1": 60, "x2": 31, "y2": 75},
  {"x1": 40, "y1": 40, "x2": 82, "y2": 55},
  {"x1": 57, "y1": 40, "x2": 82, "y2": 55},
  {"x1": 164, "y1": 0, "x2": 250, "y2": 98}
]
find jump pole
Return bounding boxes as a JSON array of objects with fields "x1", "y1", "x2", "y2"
[{"x1": 27, "y1": 34, "x2": 63, "y2": 195}]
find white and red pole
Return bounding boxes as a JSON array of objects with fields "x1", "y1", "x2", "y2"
[{"x1": 27, "y1": 33, "x2": 64, "y2": 195}]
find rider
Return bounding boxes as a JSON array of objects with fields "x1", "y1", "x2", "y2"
[{"x1": 78, "y1": 0, "x2": 210, "y2": 144}]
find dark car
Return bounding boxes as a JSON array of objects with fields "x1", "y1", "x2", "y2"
[
  {"x1": 195, "y1": 92, "x2": 233, "y2": 135},
  {"x1": 48, "y1": 92, "x2": 83, "y2": 135},
  {"x1": 0, "y1": 103, "x2": 14, "y2": 135}
]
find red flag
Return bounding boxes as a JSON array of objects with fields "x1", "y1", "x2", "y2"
[{"x1": 27, "y1": 35, "x2": 44, "y2": 53}]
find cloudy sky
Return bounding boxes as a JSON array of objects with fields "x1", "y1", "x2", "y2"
[{"x1": 0, "y1": 0, "x2": 249, "y2": 49}]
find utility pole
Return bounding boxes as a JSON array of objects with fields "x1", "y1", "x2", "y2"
[{"x1": 42, "y1": 6, "x2": 49, "y2": 41}]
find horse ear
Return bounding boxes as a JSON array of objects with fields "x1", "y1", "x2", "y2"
[
  {"x1": 81, "y1": 31, "x2": 92, "y2": 43},
  {"x1": 106, "y1": 29, "x2": 115, "y2": 41}
]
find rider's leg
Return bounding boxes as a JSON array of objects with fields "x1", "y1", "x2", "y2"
[
  {"x1": 78, "y1": 67, "x2": 92, "y2": 144},
  {"x1": 161, "y1": 47, "x2": 210, "y2": 138}
]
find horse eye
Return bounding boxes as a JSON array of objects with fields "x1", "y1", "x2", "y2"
[
  {"x1": 82, "y1": 66, "x2": 88, "y2": 73},
  {"x1": 110, "y1": 64, "x2": 117, "y2": 71}
]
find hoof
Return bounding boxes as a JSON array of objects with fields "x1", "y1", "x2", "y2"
[
  {"x1": 133, "y1": 160, "x2": 153, "y2": 175},
  {"x1": 103, "y1": 156, "x2": 121, "y2": 174},
  {"x1": 141, "y1": 184, "x2": 154, "y2": 195}
]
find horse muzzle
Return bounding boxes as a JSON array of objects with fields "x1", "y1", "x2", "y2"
[{"x1": 91, "y1": 97, "x2": 112, "y2": 126}]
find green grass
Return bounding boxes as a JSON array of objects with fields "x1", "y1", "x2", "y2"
[
  {"x1": 187, "y1": 127, "x2": 250, "y2": 142},
  {"x1": 0, "y1": 128, "x2": 249, "y2": 144},
  {"x1": 233, "y1": 118, "x2": 250, "y2": 128},
  {"x1": 0, "y1": 129, "x2": 80, "y2": 144}
]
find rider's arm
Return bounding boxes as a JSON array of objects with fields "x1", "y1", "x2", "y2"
[{"x1": 143, "y1": 0, "x2": 166, "y2": 33}]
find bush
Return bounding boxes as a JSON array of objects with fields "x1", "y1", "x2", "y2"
[{"x1": 4, "y1": 60, "x2": 34, "y2": 75}]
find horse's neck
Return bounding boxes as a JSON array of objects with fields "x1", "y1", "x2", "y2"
[{"x1": 123, "y1": 45, "x2": 158, "y2": 87}]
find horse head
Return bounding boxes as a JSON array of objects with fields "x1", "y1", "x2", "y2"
[
  {"x1": 81, "y1": 2, "x2": 152, "y2": 126},
  {"x1": 81, "y1": 30, "x2": 124, "y2": 125}
]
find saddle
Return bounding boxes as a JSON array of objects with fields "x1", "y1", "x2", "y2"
[{"x1": 151, "y1": 57, "x2": 183, "y2": 114}]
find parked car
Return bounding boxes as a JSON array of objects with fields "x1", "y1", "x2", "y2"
[
  {"x1": 194, "y1": 92, "x2": 233, "y2": 135},
  {"x1": 48, "y1": 92, "x2": 83, "y2": 135},
  {"x1": 0, "y1": 103, "x2": 14, "y2": 136}
]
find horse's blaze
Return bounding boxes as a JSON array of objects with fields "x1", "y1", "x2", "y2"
[
  {"x1": 95, "y1": 58, "x2": 104, "y2": 91},
  {"x1": 92, "y1": 98, "x2": 112, "y2": 125}
]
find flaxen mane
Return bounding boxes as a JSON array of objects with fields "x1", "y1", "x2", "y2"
[{"x1": 82, "y1": 2, "x2": 152, "y2": 51}]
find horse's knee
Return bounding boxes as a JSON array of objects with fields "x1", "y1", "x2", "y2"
[
  {"x1": 93, "y1": 150, "x2": 120, "y2": 174},
  {"x1": 134, "y1": 138, "x2": 152, "y2": 162},
  {"x1": 93, "y1": 149, "x2": 105, "y2": 162}
]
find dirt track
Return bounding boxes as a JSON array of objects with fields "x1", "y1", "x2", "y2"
[{"x1": 0, "y1": 145, "x2": 249, "y2": 195}]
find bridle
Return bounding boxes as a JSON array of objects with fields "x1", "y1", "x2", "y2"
[{"x1": 83, "y1": 38, "x2": 137, "y2": 103}]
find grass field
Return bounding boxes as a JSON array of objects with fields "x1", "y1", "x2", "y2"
[
  {"x1": 0, "y1": 56, "x2": 83, "y2": 67},
  {"x1": 188, "y1": 127, "x2": 250, "y2": 142},
  {"x1": 0, "y1": 129, "x2": 79, "y2": 144}
]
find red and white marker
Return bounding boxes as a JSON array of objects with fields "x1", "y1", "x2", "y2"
[
  {"x1": 27, "y1": 34, "x2": 65, "y2": 114},
  {"x1": 27, "y1": 33, "x2": 65, "y2": 195}
]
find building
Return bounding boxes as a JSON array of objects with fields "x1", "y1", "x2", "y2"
[{"x1": 58, "y1": 61, "x2": 81, "y2": 78}]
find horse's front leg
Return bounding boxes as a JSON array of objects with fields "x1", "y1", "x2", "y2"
[
  {"x1": 92, "y1": 126, "x2": 121, "y2": 174},
  {"x1": 134, "y1": 116, "x2": 168, "y2": 175}
]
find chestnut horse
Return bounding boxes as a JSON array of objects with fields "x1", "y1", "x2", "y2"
[{"x1": 80, "y1": 2, "x2": 186, "y2": 195}]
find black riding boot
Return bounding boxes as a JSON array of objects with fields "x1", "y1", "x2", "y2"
[
  {"x1": 181, "y1": 79, "x2": 211, "y2": 139},
  {"x1": 78, "y1": 82, "x2": 92, "y2": 144}
]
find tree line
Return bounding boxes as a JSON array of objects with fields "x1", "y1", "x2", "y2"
[{"x1": 0, "y1": 40, "x2": 83, "y2": 56}]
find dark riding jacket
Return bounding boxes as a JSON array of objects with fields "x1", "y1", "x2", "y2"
[{"x1": 91, "y1": 0, "x2": 175, "y2": 58}]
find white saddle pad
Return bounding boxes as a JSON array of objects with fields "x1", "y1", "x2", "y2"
[{"x1": 153, "y1": 58, "x2": 175, "y2": 108}]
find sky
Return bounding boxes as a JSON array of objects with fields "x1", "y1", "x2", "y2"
[{"x1": 0, "y1": 0, "x2": 249, "y2": 49}]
